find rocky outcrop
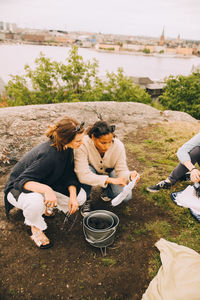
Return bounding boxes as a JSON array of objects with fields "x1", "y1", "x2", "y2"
[{"x1": 0, "y1": 101, "x2": 198, "y2": 189}]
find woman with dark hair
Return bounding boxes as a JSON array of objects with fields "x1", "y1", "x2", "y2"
[
  {"x1": 74, "y1": 120, "x2": 139, "y2": 216},
  {"x1": 4, "y1": 117, "x2": 86, "y2": 249}
]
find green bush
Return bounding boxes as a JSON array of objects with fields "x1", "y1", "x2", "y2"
[
  {"x1": 5, "y1": 46, "x2": 151, "y2": 106},
  {"x1": 159, "y1": 71, "x2": 200, "y2": 119}
]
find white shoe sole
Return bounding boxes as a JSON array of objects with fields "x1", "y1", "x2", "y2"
[
  {"x1": 80, "y1": 210, "x2": 91, "y2": 217},
  {"x1": 146, "y1": 187, "x2": 160, "y2": 193},
  {"x1": 101, "y1": 196, "x2": 111, "y2": 202}
]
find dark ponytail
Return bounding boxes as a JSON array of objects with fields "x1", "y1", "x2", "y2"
[{"x1": 87, "y1": 121, "x2": 115, "y2": 138}]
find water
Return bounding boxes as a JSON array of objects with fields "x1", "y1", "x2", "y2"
[{"x1": 1, "y1": 44, "x2": 200, "y2": 83}]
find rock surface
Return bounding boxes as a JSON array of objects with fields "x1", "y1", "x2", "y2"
[{"x1": 0, "y1": 102, "x2": 198, "y2": 203}]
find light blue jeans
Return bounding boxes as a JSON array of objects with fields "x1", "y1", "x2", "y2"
[{"x1": 81, "y1": 166, "x2": 132, "y2": 202}]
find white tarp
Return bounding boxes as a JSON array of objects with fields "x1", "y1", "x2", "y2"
[
  {"x1": 142, "y1": 238, "x2": 200, "y2": 300},
  {"x1": 174, "y1": 185, "x2": 200, "y2": 214}
]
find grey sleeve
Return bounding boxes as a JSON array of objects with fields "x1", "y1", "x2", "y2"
[{"x1": 177, "y1": 133, "x2": 200, "y2": 164}]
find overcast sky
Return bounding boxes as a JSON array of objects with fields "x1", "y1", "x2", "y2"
[{"x1": 0, "y1": 0, "x2": 199, "y2": 40}]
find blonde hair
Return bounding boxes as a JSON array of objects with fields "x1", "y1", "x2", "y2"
[{"x1": 46, "y1": 116, "x2": 84, "y2": 151}]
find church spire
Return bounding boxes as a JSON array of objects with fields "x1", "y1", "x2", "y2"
[{"x1": 159, "y1": 26, "x2": 165, "y2": 46}]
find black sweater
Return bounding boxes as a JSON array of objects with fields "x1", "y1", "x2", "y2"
[{"x1": 4, "y1": 141, "x2": 81, "y2": 216}]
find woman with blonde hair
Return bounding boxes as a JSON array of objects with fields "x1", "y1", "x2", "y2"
[{"x1": 4, "y1": 116, "x2": 86, "y2": 249}]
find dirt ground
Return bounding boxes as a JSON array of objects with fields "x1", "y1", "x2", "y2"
[{"x1": 0, "y1": 129, "x2": 172, "y2": 300}]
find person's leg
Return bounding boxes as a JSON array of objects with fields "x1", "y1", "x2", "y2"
[
  {"x1": 81, "y1": 183, "x2": 92, "y2": 199},
  {"x1": 105, "y1": 170, "x2": 132, "y2": 202},
  {"x1": 56, "y1": 188, "x2": 86, "y2": 213},
  {"x1": 7, "y1": 191, "x2": 52, "y2": 248},
  {"x1": 168, "y1": 163, "x2": 189, "y2": 184},
  {"x1": 80, "y1": 166, "x2": 99, "y2": 216},
  {"x1": 80, "y1": 165, "x2": 98, "y2": 198},
  {"x1": 7, "y1": 191, "x2": 47, "y2": 230},
  {"x1": 147, "y1": 146, "x2": 200, "y2": 193},
  {"x1": 169, "y1": 146, "x2": 200, "y2": 184}
]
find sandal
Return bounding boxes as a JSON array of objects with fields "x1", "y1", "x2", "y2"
[{"x1": 28, "y1": 228, "x2": 53, "y2": 249}]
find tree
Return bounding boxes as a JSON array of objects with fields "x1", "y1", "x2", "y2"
[
  {"x1": 6, "y1": 75, "x2": 32, "y2": 106},
  {"x1": 58, "y1": 46, "x2": 99, "y2": 102},
  {"x1": 159, "y1": 71, "x2": 200, "y2": 119},
  {"x1": 5, "y1": 45, "x2": 151, "y2": 106},
  {"x1": 99, "y1": 68, "x2": 151, "y2": 103}
]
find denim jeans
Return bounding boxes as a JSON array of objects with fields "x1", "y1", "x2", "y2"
[{"x1": 81, "y1": 165, "x2": 132, "y2": 202}]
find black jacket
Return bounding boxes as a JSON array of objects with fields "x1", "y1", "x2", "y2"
[{"x1": 4, "y1": 140, "x2": 80, "y2": 217}]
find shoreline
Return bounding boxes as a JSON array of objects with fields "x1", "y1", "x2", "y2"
[
  {"x1": 0, "y1": 41, "x2": 199, "y2": 60},
  {"x1": 1, "y1": 42, "x2": 200, "y2": 85}
]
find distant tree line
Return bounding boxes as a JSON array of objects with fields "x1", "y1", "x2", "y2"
[{"x1": 1, "y1": 45, "x2": 200, "y2": 120}]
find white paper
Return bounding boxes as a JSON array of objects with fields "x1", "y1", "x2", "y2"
[
  {"x1": 111, "y1": 175, "x2": 139, "y2": 206},
  {"x1": 175, "y1": 185, "x2": 200, "y2": 214}
]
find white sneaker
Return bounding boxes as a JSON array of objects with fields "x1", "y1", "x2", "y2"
[{"x1": 80, "y1": 200, "x2": 91, "y2": 217}]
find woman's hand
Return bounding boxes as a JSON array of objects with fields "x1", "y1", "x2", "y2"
[
  {"x1": 129, "y1": 171, "x2": 140, "y2": 182},
  {"x1": 190, "y1": 168, "x2": 200, "y2": 183},
  {"x1": 106, "y1": 177, "x2": 127, "y2": 186},
  {"x1": 68, "y1": 196, "x2": 79, "y2": 214},
  {"x1": 44, "y1": 189, "x2": 57, "y2": 208},
  {"x1": 23, "y1": 181, "x2": 57, "y2": 208},
  {"x1": 68, "y1": 185, "x2": 79, "y2": 214}
]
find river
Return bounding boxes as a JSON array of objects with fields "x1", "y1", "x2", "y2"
[{"x1": 1, "y1": 44, "x2": 200, "y2": 83}]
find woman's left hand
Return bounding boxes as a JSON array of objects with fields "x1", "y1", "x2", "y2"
[
  {"x1": 68, "y1": 196, "x2": 79, "y2": 215},
  {"x1": 129, "y1": 171, "x2": 140, "y2": 182}
]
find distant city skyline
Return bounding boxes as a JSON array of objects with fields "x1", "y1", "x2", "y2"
[{"x1": 0, "y1": 0, "x2": 199, "y2": 41}]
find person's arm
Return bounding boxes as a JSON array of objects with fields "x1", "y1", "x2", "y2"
[
  {"x1": 183, "y1": 161, "x2": 200, "y2": 182},
  {"x1": 105, "y1": 176, "x2": 127, "y2": 186},
  {"x1": 13, "y1": 155, "x2": 54, "y2": 193},
  {"x1": 64, "y1": 150, "x2": 81, "y2": 189},
  {"x1": 177, "y1": 133, "x2": 200, "y2": 183},
  {"x1": 177, "y1": 133, "x2": 200, "y2": 164},
  {"x1": 74, "y1": 146, "x2": 108, "y2": 187},
  {"x1": 113, "y1": 140, "x2": 139, "y2": 183},
  {"x1": 24, "y1": 181, "x2": 57, "y2": 208},
  {"x1": 68, "y1": 185, "x2": 79, "y2": 214}
]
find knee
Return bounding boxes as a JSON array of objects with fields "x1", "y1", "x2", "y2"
[
  {"x1": 190, "y1": 146, "x2": 200, "y2": 162},
  {"x1": 23, "y1": 193, "x2": 45, "y2": 212}
]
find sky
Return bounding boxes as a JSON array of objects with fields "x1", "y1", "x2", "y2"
[{"x1": 0, "y1": 0, "x2": 199, "y2": 40}]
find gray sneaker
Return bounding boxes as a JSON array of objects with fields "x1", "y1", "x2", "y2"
[
  {"x1": 146, "y1": 180, "x2": 172, "y2": 193},
  {"x1": 80, "y1": 200, "x2": 91, "y2": 217}
]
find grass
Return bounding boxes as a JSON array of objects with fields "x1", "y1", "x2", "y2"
[
  {"x1": 127, "y1": 225, "x2": 149, "y2": 242},
  {"x1": 101, "y1": 257, "x2": 117, "y2": 266},
  {"x1": 125, "y1": 121, "x2": 200, "y2": 278}
]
